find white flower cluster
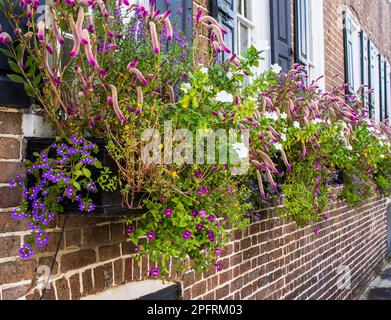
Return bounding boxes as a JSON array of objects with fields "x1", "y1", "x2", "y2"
[{"x1": 215, "y1": 90, "x2": 234, "y2": 103}]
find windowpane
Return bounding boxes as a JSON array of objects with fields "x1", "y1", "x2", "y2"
[{"x1": 240, "y1": 23, "x2": 249, "y2": 53}]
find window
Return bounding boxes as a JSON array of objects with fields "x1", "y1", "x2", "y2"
[
  {"x1": 295, "y1": 0, "x2": 325, "y2": 88},
  {"x1": 236, "y1": 0, "x2": 254, "y2": 55}
]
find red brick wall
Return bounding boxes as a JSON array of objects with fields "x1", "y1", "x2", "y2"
[
  {"x1": 0, "y1": 0, "x2": 390, "y2": 300},
  {"x1": 323, "y1": 0, "x2": 391, "y2": 90}
]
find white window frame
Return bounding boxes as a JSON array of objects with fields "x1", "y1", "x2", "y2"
[
  {"x1": 236, "y1": 0, "x2": 255, "y2": 56},
  {"x1": 308, "y1": 0, "x2": 325, "y2": 89}
]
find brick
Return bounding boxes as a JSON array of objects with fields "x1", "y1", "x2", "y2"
[
  {"x1": 26, "y1": 289, "x2": 41, "y2": 300},
  {"x1": 0, "y1": 259, "x2": 37, "y2": 284},
  {"x1": 99, "y1": 243, "x2": 120, "y2": 262},
  {"x1": 0, "y1": 236, "x2": 20, "y2": 258},
  {"x1": 2, "y1": 284, "x2": 31, "y2": 300},
  {"x1": 0, "y1": 162, "x2": 24, "y2": 183},
  {"x1": 182, "y1": 271, "x2": 195, "y2": 288},
  {"x1": 82, "y1": 269, "x2": 94, "y2": 296},
  {"x1": 65, "y1": 229, "x2": 81, "y2": 248},
  {"x1": 216, "y1": 284, "x2": 229, "y2": 300},
  {"x1": 0, "y1": 112, "x2": 22, "y2": 134},
  {"x1": 55, "y1": 277, "x2": 70, "y2": 300},
  {"x1": 60, "y1": 249, "x2": 96, "y2": 272},
  {"x1": 0, "y1": 212, "x2": 29, "y2": 232},
  {"x1": 38, "y1": 256, "x2": 59, "y2": 275},
  {"x1": 110, "y1": 223, "x2": 126, "y2": 242},
  {"x1": 94, "y1": 262, "x2": 113, "y2": 292},
  {"x1": 124, "y1": 258, "x2": 132, "y2": 282},
  {"x1": 41, "y1": 285, "x2": 56, "y2": 300},
  {"x1": 191, "y1": 281, "x2": 207, "y2": 298},
  {"x1": 0, "y1": 138, "x2": 20, "y2": 159},
  {"x1": 82, "y1": 225, "x2": 110, "y2": 247},
  {"x1": 69, "y1": 274, "x2": 81, "y2": 300},
  {"x1": 114, "y1": 259, "x2": 123, "y2": 285},
  {"x1": 0, "y1": 187, "x2": 21, "y2": 208}
]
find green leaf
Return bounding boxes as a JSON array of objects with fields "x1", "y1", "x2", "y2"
[
  {"x1": 94, "y1": 160, "x2": 103, "y2": 169},
  {"x1": 8, "y1": 60, "x2": 21, "y2": 74},
  {"x1": 82, "y1": 168, "x2": 91, "y2": 178},
  {"x1": 7, "y1": 74, "x2": 25, "y2": 84},
  {"x1": 73, "y1": 181, "x2": 81, "y2": 191},
  {"x1": 24, "y1": 83, "x2": 35, "y2": 97},
  {"x1": 0, "y1": 48, "x2": 14, "y2": 59}
]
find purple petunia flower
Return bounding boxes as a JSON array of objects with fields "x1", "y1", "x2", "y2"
[
  {"x1": 182, "y1": 230, "x2": 192, "y2": 240},
  {"x1": 126, "y1": 225, "x2": 135, "y2": 234},
  {"x1": 19, "y1": 244, "x2": 34, "y2": 260},
  {"x1": 208, "y1": 215, "x2": 215, "y2": 223},
  {"x1": 35, "y1": 231, "x2": 49, "y2": 248},
  {"x1": 147, "y1": 232, "x2": 156, "y2": 241},
  {"x1": 199, "y1": 210, "x2": 207, "y2": 218},
  {"x1": 197, "y1": 188, "x2": 204, "y2": 197},
  {"x1": 196, "y1": 224, "x2": 203, "y2": 232},
  {"x1": 195, "y1": 171, "x2": 202, "y2": 179},
  {"x1": 207, "y1": 230, "x2": 215, "y2": 242},
  {"x1": 215, "y1": 247, "x2": 223, "y2": 256},
  {"x1": 134, "y1": 246, "x2": 140, "y2": 253},
  {"x1": 164, "y1": 208, "x2": 173, "y2": 218},
  {"x1": 215, "y1": 263, "x2": 223, "y2": 271},
  {"x1": 191, "y1": 210, "x2": 198, "y2": 217},
  {"x1": 149, "y1": 267, "x2": 160, "y2": 278}
]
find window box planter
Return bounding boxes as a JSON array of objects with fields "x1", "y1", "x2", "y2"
[{"x1": 25, "y1": 137, "x2": 147, "y2": 218}]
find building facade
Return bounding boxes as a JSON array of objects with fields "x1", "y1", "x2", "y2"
[{"x1": 0, "y1": 0, "x2": 390, "y2": 300}]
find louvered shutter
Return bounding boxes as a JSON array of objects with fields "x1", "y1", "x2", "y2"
[
  {"x1": 379, "y1": 55, "x2": 386, "y2": 121},
  {"x1": 360, "y1": 31, "x2": 369, "y2": 108},
  {"x1": 270, "y1": 0, "x2": 292, "y2": 73},
  {"x1": 343, "y1": 12, "x2": 354, "y2": 94},
  {"x1": 0, "y1": 1, "x2": 33, "y2": 107},
  {"x1": 155, "y1": 0, "x2": 193, "y2": 41},
  {"x1": 212, "y1": 0, "x2": 237, "y2": 60},
  {"x1": 295, "y1": 0, "x2": 309, "y2": 66},
  {"x1": 386, "y1": 62, "x2": 390, "y2": 120},
  {"x1": 368, "y1": 41, "x2": 377, "y2": 119}
]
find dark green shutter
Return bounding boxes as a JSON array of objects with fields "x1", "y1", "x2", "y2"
[
  {"x1": 212, "y1": 0, "x2": 237, "y2": 60},
  {"x1": 368, "y1": 41, "x2": 377, "y2": 119},
  {"x1": 155, "y1": 0, "x2": 193, "y2": 41},
  {"x1": 379, "y1": 55, "x2": 385, "y2": 121},
  {"x1": 360, "y1": 31, "x2": 369, "y2": 108},
  {"x1": 0, "y1": 1, "x2": 32, "y2": 107},
  {"x1": 343, "y1": 12, "x2": 354, "y2": 94},
  {"x1": 295, "y1": 0, "x2": 309, "y2": 66},
  {"x1": 270, "y1": 0, "x2": 293, "y2": 73},
  {"x1": 386, "y1": 62, "x2": 390, "y2": 120}
]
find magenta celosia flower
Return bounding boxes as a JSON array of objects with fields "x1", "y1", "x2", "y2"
[
  {"x1": 108, "y1": 84, "x2": 127, "y2": 123},
  {"x1": 149, "y1": 21, "x2": 160, "y2": 54},
  {"x1": 0, "y1": 32, "x2": 12, "y2": 45},
  {"x1": 163, "y1": 18, "x2": 173, "y2": 41},
  {"x1": 37, "y1": 20, "x2": 45, "y2": 43},
  {"x1": 127, "y1": 67, "x2": 148, "y2": 86},
  {"x1": 69, "y1": 16, "x2": 80, "y2": 57},
  {"x1": 50, "y1": 11, "x2": 65, "y2": 45}
]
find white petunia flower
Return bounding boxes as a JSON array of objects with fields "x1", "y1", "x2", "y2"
[
  {"x1": 293, "y1": 121, "x2": 300, "y2": 129},
  {"x1": 227, "y1": 72, "x2": 234, "y2": 79},
  {"x1": 215, "y1": 90, "x2": 234, "y2": 103},
  {"x1": 271, "y1": 64, "x2": 282, "y2": 74},
  {"x1": 313, "y1": 118, "x2": 323, "y2": 125},
  {"x1": 346, "y1": 145, "x2": 353, "y2": 151},
  {"x1": 200, "y1": 67, "x2": 208, "y2": 74},
  {"x1": 380, "y1": 154, "x2": 385, "y2": 159},
  {"x1": 265, "y1": 112, "x2": 279, "y2": 122},
  {"x1": 280, "y1": 112, "x2": 288, "y2": 120},
  {"x1": 232, "y1": 143, "x2": 249, "y2": 159},
  {"x1": 281, "y1": 134, "x2": 287, "y2": 142},
  {"x1": 181, "y1": 82, "x2": 191, "y2": 94}
]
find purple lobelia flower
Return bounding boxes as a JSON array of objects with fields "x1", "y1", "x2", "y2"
[
  {"x1": 35, "y1": 231, "x2": 49, "y2": 248},
  {"x1": 149, "y1": 267, "x2": 160, "y2": 278},
  {"x1": 87, "y1": 202, "x2": 95, "y2": 212},
  {"x1": 19, "y1": 244, "x2": 34, "y2": 260},
  {"x1": 182, "y1": 230, "x2": 192, "y2": 240},
  {"x1": 147, "y1": 232, "x2": 156, "y2": 241},
  {"x1": 164, "y1": 208, "x2": 173, "y2": 218},
  {"x1": 65, "y1": 186, "x2": 74, "y2": 198}
]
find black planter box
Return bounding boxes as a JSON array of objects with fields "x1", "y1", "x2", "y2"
[{"x1": 25, "y1": 137, "x2": 147, "y2": 218}]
